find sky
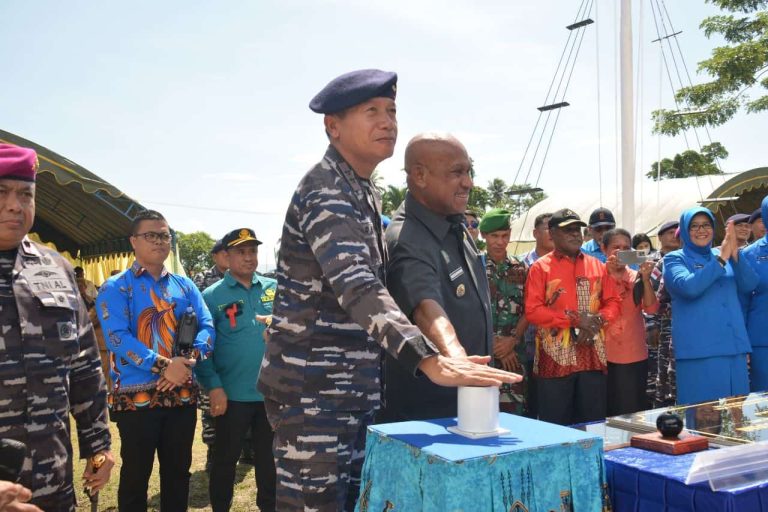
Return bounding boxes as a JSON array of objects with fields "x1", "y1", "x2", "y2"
[{"x1": 1, "y1": 0, "x2": 765, "y2": 271}]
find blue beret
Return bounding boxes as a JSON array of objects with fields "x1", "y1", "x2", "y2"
[
  {"x1": 657, "y1": 220, "x2": 678, "y2": 236},
  {"x1": 727, "y1": 213, "x2": 750, "y2": 225},
  {"x1": 749, "y1": 208, "x2": 762, "y2": 224},
  {"x1": 211, "y1": 239, "x2": 225, "y2": 254},
  {"x1": 309, "y1": 69, "x2": 397, "y2": 114}
]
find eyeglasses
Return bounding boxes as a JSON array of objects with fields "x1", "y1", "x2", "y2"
[
  {"x1": 463, "y1": 220, "x2": 479, "y2": 229},
  {"x1": 689, "y1": 223, "x2": 713, "y2": 233},
  {"x1": 133, "y1": 231, "x2": 172, "y2": 243}
]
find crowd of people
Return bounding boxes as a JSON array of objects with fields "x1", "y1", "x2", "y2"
[
  {"x1": 469, "y1": 201, "x2": 768, "y2": 427},
  {"x1": 1, "y1": 67, "x2": 768, "y2": 512}
]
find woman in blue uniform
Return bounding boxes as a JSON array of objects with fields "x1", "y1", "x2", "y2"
[
  {"x1": 663, "y1": 206, "x2": 758, "y2": 404},
  {"x1": 742, "y1": 196, "x2": 768, "y2": 392}
]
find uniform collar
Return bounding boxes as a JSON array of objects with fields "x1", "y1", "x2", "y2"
[
  {"x1": 224, "y1": 270, "x2": 263, "y2": 288},
  {"x1": 130, "y1": 260, "x2": 169, "y2": 278},
  {"x1": 402, "y1": 192, "x2": 455, "y2": 240},
  {"x1": 583, "y1": 239, "x2": 602, "y2": 252},
  {"x1": 553, "y1": 249, "x2": 585, "y2": 261},
  {"x1": 17, "y1": 236, "x2": 42, "y2": 259}
]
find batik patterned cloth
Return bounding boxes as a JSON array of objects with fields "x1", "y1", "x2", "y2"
[
  {"x1": 96, "y1": 260, "x2": 215, "y2": 411},
  {"x1": 524, "y1": 251, "x2": 621, "y2": 378},
  {"x1": 357, "y1": 414, "x2": 609, "y2": 512}
]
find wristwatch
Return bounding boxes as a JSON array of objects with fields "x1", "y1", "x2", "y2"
[{"x1": 716, "y1": 255, "x2": 726, "y2": 267}]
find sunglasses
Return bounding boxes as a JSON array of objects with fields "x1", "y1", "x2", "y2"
[{"x1": 463, "y1": 220, "x2": 479, "y2": 229}]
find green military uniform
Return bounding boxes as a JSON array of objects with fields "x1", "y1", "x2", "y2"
[
  {"x1": 486, "y1": 255, "x2": 528, "y2": 414},
  {"x1": 480, "y1": 208, "x2": 529, "y2": 415}
]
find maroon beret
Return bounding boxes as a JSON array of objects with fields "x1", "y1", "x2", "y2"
[{"x1": 0, "y1": 144, "x2": 38, "y2": 182}]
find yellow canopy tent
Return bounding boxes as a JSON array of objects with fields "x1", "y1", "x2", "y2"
[{"x1": 0, "y1": 129, "x2": 185, "y2": 283}]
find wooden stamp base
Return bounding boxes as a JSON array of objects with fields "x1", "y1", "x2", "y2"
[{"x1": 630, "y1": 431, "x2": 709, "y2": 455}]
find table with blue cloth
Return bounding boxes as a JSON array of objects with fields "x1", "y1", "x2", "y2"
[
  {"x1": 356, "y1": 413, "x2": 609, "y2": 512},
  {"x1": 605, "y1": 447, "x2": 768, "y2": 511}
]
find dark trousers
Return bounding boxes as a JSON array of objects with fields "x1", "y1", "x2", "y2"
[
  {"x1": 525, "y1": 359, "x2": 538, "y2": 419},
  {"x1": 210, "y1": 401, "x2": 276, "y2": 512},
  {"x1": 113, "y1": 405, "x2": 196, "y2": 512},
  {"x1": 537, "y1": 371, "x2": 606, "y2": 425},
  {"x1": 607, "y1": 359, "x2": 649, "y2": 416}
]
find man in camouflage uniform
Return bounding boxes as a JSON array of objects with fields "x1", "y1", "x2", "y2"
[
  {"x1": 0, "y1": 144, "x2": 113, "y2": 511},
  {"x1": 193, "y1": 238, "x2": 228, "y2": 292},
  {"x1": 647, "y1": 221, "x2": 680, "y2": 407},
  {"x1": 193, "y1": 238, "x2": 228, "y2": 469},
  {"x1": 480, "y1": 208, "x2": 529, "y2": 415},
  {"x1": 257, "y1": 69, "x2": 519, "y2": 512}
]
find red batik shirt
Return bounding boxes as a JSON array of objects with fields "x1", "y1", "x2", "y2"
[{"x1": 524, "y1": 250, "x2": 621, "y2": 378}]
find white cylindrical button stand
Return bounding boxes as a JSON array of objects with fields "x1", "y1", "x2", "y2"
[{"x1": 457, "y1": 386, "x2": 500, "y2": 433}]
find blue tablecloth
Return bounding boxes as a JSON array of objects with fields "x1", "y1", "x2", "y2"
[
  {"x1": 605, "y1": 447, "x2": 768, "y2": 511},
  {"x1": 356, "y1": 413, "x2": 608, "y2": 512}
]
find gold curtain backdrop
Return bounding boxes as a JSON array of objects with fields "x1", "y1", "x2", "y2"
[
  {"x1": 28, "y1": 232, "x2": 186, "y2": 286},
  {"x1": 80, "y1": 253, "x2": 135, "y2": 286}
]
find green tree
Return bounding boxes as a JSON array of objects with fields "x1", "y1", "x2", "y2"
[
  {"x1": 467, "y1": 186, "x2": 490, "y2": 214},
  {"x1": 381, "y1": 184, "x2": 407, "y2": 216},
  {"x1": 647, "y1": 142, "x2": 729, "y2": 180},
  {"x1": 486, "y1": 178, "x2": 509, "y2": 208},
  {"x1": 370, "y1": 169, "x2": 387, "y2": 196},
  {"x1": 653, "y1": 0, "x2": 768, "y2": 135},
  {"x1": 507, "y1": 183, "x2": 547, "y2": 219},
  {"x1": 177, "y1": 231, "x2": 215, "y2": 276}
]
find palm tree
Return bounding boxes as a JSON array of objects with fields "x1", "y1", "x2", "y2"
[
  {"x1": 487, "y1": 178, "x2": 509, "y2": 208},
  {"x1": 381, "y1": 184, "x2": 407, "y2": 216}
]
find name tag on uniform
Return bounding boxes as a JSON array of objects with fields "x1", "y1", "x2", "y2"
[
  {"x1": 24, "y1": 267, "x2": 73, "y2": 293},
  {"x1": 449, "y1": 267, "x2": 464, "y2": 281}
]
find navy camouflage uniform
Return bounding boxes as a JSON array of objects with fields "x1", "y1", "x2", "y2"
[
  {"x1": 0, "y1": 237, "x2": 110, "y2": 511},
  {"x1": 193, "y1": 264, "x2": 225, "y2": 446},
  {"x1": 258, "y1": 145, "x2": 438, "y2": 512},
  {"x1": 650, "y1": 257, "x2": 676, "y2": 407}
]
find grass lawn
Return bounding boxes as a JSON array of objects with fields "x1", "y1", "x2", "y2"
[{"x1": 71, "y1": 411, "x2": 262, "y2": 511}]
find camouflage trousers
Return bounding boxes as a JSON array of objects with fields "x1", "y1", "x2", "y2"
[
  {"x1": 646, "y1": 323, "x2": 659, "y2": 406},
  {"x1": 497, "y1": 344, "x2": 528, "y2": 416},
  {"x1": 264, "y1": 399, "x2": 374, "y2": 512},
  {"x1": 31, "y1": 487, "x2": 75, "y2": 512},
  {"x1": 652, "y1": 319, "x2": 677, "y2": 408},
  {"x1": 197, "y1": 388, "x2": 216, "y2": 445}
]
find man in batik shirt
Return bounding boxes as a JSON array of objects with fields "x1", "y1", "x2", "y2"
[
  {"x1": 480, "y1": 208, "x2": 529, "y2": 415},
  {"x1": 524, "y1": 209, "x2": 621, "y2": 425}
]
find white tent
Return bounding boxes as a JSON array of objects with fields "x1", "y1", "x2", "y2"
[{"x1": 507, "y1": 173, "x2": 734, "y2": 254}]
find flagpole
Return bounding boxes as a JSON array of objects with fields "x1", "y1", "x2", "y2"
[{"x1": 620, "y1": 0, "x2": 635, "y2": 232}]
